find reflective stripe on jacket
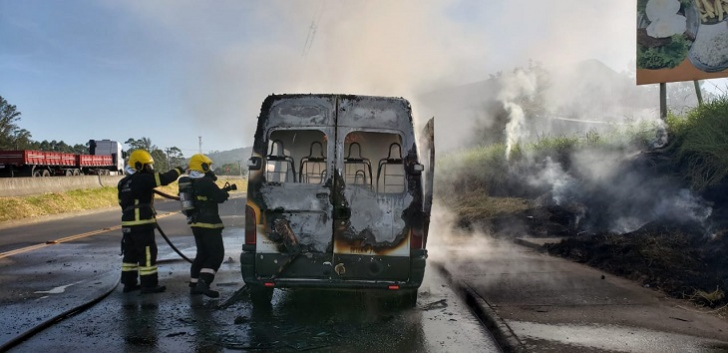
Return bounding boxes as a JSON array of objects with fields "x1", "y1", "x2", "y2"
[{"x1": 118, "y1": 167, "x2": 184, "y2": 229}]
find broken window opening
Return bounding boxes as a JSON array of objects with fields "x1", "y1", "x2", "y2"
[
  {"x1": 343, "y1": 131, "x2": 405, "y2": 194},
  {"x1": 267, "y1": 129, "x2": 328, "y2": 184}
]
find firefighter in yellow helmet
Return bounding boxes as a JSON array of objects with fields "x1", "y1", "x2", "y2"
[
  {"x1": 181, "y1": 153, "x2": 233, "y2": 298},
  {"x1": 118, "y1": 149, "x2": 185, "y2": 294}
]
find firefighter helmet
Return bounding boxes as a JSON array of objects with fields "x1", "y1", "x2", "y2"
[
  {"x1": 128, "y1": 149, "x2": 154, "y2": 171},
  {"x1": 189, "y1": 153, "x2": 213, "y2": 172}
]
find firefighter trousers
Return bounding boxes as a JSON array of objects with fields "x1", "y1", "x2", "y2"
[
  {"x1": 121, "y1": 227, "x2": 160, "y2": 289},
  {"x1": 190, "y1": 227, "x2": 224, "y2": 285}
]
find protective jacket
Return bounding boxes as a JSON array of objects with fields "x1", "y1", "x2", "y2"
[
  {"x1": 189, "y1": 176, "x2": 230, "y2": 229},
  {"x1": 118, "y1": 167, "x2": 184, "y2": 230}
]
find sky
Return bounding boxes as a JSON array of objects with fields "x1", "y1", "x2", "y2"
[{"x1": 1, "y1": 0, "x2": 646, "y2": 154}]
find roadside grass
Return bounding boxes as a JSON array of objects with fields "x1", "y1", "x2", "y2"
[
  {"x1": 437, "y1": 94, "x2": 728, "y2": 212},
  {"x1": 0, "y1": 176, "x2": 247, "y2": 224},
  {"x1": 441, "y1": 190, "x2": 531, "y2": 223},
  {"x1": 0, "y1": 187, "x2": 118, "y2": 223},
  {"x1": 666, "y1": 96, "x2": 728, "y2": 190}
]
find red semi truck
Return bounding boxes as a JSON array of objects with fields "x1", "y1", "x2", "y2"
[{"x1": 0, "y1": 139, "x2": 125, "y2": 177}]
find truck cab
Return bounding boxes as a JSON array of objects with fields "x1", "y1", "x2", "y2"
[
  {"x1": 89, "y1": 139, "x2": 124, "y2": 174},
  {"x1": 241, "y1": 94, "x2": 435, "y2": 305}
]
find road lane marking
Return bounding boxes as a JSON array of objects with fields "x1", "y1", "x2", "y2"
[
  {"x1": 0, "y1": 211, "x2": 179, "y2": 260},
  {"x1": 34, "y1": 280, "x2": 84, "y2": 294}
]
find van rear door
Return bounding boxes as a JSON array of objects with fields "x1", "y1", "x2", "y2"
[
  {"x1": 253, "y1": 96, "x2": 336, "y2": 279},
  {"x1": 330, "y1": 96, "x2": 421, "y2": 281}
]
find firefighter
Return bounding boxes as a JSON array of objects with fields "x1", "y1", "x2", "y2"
[
  {"x1": 184, "y1": 153, "x2": 232, "y2": 298},
  {"x1": 119, "y1": 149, "x2": 185, "y2": 294}
]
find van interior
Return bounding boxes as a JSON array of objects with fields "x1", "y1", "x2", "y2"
[{"x1": 266, "y1": 129, "x2": 405, "y2": 194}]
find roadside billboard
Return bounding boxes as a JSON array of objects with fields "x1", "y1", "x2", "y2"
[{"x1": 637, "y1": 0, "x2": 728, "y2": 85}]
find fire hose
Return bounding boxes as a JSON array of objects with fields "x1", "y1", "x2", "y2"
[
  {"x1": 0, "y1": 190, "x2": 188, "y2": 352},
  {"x1": 0, "y1": 188, "x2": 242, "y2": 351},
  {"x1": 153, "y1": 186, "x2": 252, "y2": 310}
]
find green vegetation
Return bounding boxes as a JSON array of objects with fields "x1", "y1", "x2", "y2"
[
  {"x1": 0, "y1": 176, "x2": 247, "y2": 224},
  {"x1": 436, "y1": 124, "x2": 658, "y2": 200},
  {"x1": 0, "y1": 95, "x2": 32, "y2": 150},
  {"x1": 667, "y1": 96, "x2": 728, "y2": 191},
  {"x1": 125, "y1": 137, "x2": 185, "y2": 173},
  {"x1": 437, "y1": 94, "x2": 728, "y2": 221},
  {"x1": 443, "y1": 192, "x2": 531, "y2": 224},
  {"x1": 0, "y1": 187, "x2": 118, "y2": 223}
]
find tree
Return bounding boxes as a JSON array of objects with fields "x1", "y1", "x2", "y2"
[
  {"x1": 71, "y1": 143, "x2": 87, "y2": 154},
  {"x1": 0, "y1": 95, "x2": 30, "y2": 150},
  {"x1": 150, "y1": 149, "x2": 168, "y2": 171},
  {"x1": 12, "y1": 128, "x2": 33, "y2": 149},
  {"x1": 124, "y1": 137, "x2": 155, "y2": 152},
  {"x1": 125, "y1": 137, "x2": 184, "y2": 171},
  {"x1": 165, "y1": 146, "x2": 185, "y2": 168}
]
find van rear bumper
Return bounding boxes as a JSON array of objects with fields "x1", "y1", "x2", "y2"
[{"x1": 240, "y1": 246, "x2": 427, "y2": 290}]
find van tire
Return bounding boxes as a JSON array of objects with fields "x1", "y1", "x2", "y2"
[{"x1": 249, "y1": 284, "x2": 274, "y2": 305}]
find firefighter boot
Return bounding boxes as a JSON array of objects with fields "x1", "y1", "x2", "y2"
[
  {"x1": 192, "y1": 280, "x2": 219, "y2": 298},
  {"x1": 121, "y1": 268, "x2": 140, "y2": 293},
  {"x1": 123, "y1": 284, "x2": 140, "y2": 293},
  {"x1": 190, "y1": 280, "x2": 201, "y2": 295},
  {"x1": 140, "y1": 285, "x2": 166, "y2": 294}
]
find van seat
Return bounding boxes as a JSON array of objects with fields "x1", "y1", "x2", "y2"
[
  {"x1": 299, "y1": 141, "x2": 327, "y2": 184},
  {"x1": 266, "y1": 140, "x2": 297, "y2": 183},
  {"x1": 344, "y1": 142, "x2": 373, "y2": 189},
  {"x1": 376, "y1": 143, "x2": 405, "y2": 194}
]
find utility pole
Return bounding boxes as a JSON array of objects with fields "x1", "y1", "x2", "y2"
[
  {"x1": 694, "y1": 80, "x2": 703, "y2": 106},
  {"x1": 659, "y1": 83, "x2": 667, "y2": 120},
  {"x1": 198, "y1": 136, "x2": 202, "y2": 154}
]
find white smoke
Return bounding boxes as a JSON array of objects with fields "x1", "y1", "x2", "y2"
[
  {"x1": 526, "y1": 156, "x2": 574, "y2": 206},
  {"x1": 499, "y1": 69, "x2": 539, "y2": 160},
  {"x1": 100, "y1": 0, "x2": 639, "y2": 150}
]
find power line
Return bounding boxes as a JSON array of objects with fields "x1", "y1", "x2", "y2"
[{"x1": 302, "y1": 0, "x2": 326, "y2": 58}]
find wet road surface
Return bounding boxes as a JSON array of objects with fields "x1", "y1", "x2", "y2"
[
  {"x1": 427, "y1": 208, "x2": 728, "y2": 353},
  {"x1": 0, "y1": 197, "x2": 501, "y2": 352}
]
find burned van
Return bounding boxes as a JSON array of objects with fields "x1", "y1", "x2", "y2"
[{"x1": 241, "y1": 94, "x2": 435, "y2": 305}]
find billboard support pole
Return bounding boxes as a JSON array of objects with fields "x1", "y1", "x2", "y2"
[
  {"x1": 693, "y1": 80, "x2": 703, "y2": 106},
  {"x1": 660, "y1": 83, "x2": 667, "y2": 120}
]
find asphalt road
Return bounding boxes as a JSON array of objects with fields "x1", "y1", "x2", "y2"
[{"x1": 0, "y1": 195, "x2": 501, "y2": 352}]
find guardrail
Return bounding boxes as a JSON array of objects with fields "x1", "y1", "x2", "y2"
[{"x1": 0, "y1": 175, "x2": 123, "y2": 197}]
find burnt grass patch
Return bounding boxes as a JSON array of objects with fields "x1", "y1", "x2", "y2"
[
  {"x1": 546, "y1": 223, "x2": 728, "y2": 306},
  {"x1": 459, "y1": 204, "x2": 728, "y2": 308}
]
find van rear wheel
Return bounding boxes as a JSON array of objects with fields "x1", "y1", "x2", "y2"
[{"x1": 249, "y1": 284, "x2": 274, "y2": 305}]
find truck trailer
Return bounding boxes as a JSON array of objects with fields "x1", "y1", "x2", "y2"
[{"x1": 0, "y1": 139, "x2": 124, "y2": 177}]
